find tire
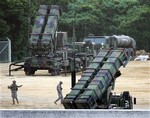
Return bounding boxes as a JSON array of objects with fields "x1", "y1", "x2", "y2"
[
  {"x1": 129, "y1": 97, "x2": 133, "y2": 109},
  {"x1": 51, "y1": 70, "x2": 57, "y2": 76},
  {"x1": 24, "y1": 68, "x2": 31, "y2": 76},
  {"x1": 123, "y1": 91, "x2": 130, "y2": 99},
  {"x1": 57, "y1": 70, "x2": 61, "y2": 75},
  {"x1": 24, "y1": 67, "x2": 35, "y2": 76},
  {"x1": 25, "y1": 69, "x2": 31, "y2": 76},
  {"x1": 30, "y1": 69, "x2": 35, "y2": 75},
  {"x1": 123, "y1": 91, "x2": 133, "y2": 109}
]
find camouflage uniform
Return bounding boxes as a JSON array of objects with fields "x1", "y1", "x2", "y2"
[
  {"x1": 8, "y1": 80, "x2": 22, "y2": 105},
  {"x1": 54, "y1": 81, "x2": 63, "y2": 104}
]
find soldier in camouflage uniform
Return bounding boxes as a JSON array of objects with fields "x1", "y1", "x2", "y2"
[
  {"x1": 8, "y1": 80, "x2": 22, "y2": 105},
  {"x1": 54, "y1": 81, "x2": 63, "y2": 104}
]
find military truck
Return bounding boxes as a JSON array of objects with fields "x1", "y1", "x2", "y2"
[
  {"x1": 23, "y1": 5, "x2": 68, "y2": 76},
  {"x1": 74, "y1": 41, "x2": 96, "y2": 70},
  {"x1": 9, "y1": 5, "x2": 85, "y2": 76},
  {"x1": 83, "y1": 35, "x2": 136, "y2": 56},
  {"x1": 72, "y1": 35, "x2": 136, "y2": 71},
  {"x1": 8, "y1": 5, "x2": 136, "y2": 78},
  {"x1": 63, "y1": 35, "x2": 136, "y2": 109},
  {"x1": 9, "y1": 5, "x2": 71, "y2": 76}
]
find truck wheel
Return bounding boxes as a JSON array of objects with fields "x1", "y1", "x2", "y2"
[
  {"x1": 123, "y1": 91, "x2": 133, "y2": 109},
  {"x1": 24, "y1": 68, "x2": 35, "y2": 76},
  {"x1": 51, "y1": 71, "x2": 57, "y2": 76},
  {"x1": 25, "y1": 69, "x2": 31, "y2": 76},
  {"x1": 123, "y1": 91, "x2": 130, "y2": 100},
  {"x1": 129, "y1": 97, "x2": 133, "y2": 109},
  {"x1": 30, "y1": 69, "x2": 35, "y2": 75},
  {"x1": 57, "y1": 70, "x2": 61, "y2": 75}
]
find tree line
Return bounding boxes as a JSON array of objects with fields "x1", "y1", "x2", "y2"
[{"x1": 0, "y1": 0, "x2": 149, "y2": 61}]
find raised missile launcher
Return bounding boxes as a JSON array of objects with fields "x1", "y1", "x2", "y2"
[
  {"x1": 9, "y1": 5, "x2": 84, "y2": 76},
  {"x1": 23, "y1": 5, "x2": 64, "y2": 76},
  {"x1": 63, "y1": 35, "x2": 136, "y2": 109},
  {"x1": 29, "y1": 5, "x2": 48, "y2": 46}
]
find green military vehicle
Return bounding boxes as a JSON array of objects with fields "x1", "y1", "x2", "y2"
[
  {"x1": 82, "y1": 35, "x2": 136, "y2": 56},
  {"x1": 73, "y1": 35, "x2": 136, "y2": 71},
  {"x1": 9, "y1": 5, "x2": 85, "y2": 76},
  {"x1": 9, "y1": 5, "x2": 72, "y2": 76},
  {"x1": 63, "y1": 35, "x2": 136, "y2": 109},
  {"x1": 24, "y1": 5, "x2": 68, "y2": 76},
  {"x1": 8, "y1": 4, "x2": 136, "y2": 81}
]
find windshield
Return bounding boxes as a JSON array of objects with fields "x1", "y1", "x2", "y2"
[{"x1": 83, "y1": 37, "x2": 106, "y2": 45}]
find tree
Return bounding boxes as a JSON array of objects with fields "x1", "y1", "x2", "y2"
[
  {"x1": 0, "y1": 0, "x2": 40, "y2": 61},
  {"x1": 60, "y1": 0, "x2": 102, "y2": 41},
  {"x1": 0, "y1": 0, "x2": 149, "y2": 62},
  {"x1": 0, "y1": 1, "x2": 10, "y2": 37},
  {"x1": 116, "y1": 1, "x2": 150, "y2": 51},
  {"x1": 96, "y1": 0, "x2": 150, "y2": 51}
]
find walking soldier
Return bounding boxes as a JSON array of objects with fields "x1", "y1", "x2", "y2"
[
  {"x1": 8, "y1": 80, "x2": 22, "y2": 105},
  {"x1": 54, "y1": 81, "x2": 63, "y2": 104}
]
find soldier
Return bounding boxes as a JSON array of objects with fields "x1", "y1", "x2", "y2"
[
  {"x1": 8, "y1": 80, "x2": 22, "y2": 105},
  {"x1": 54, "y1": 81, "x2": 63, "y2": 104}
]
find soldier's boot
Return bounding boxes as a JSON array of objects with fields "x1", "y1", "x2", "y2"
[
  {"x1": 61, "y1": 98, "x2": 63, "y2": 104},
  {"x1": 54, "y1": 101, "x2": 57, "y2": 105},
  {"x1": 16, "y1": 98, "x2": 19, "y2": 104},
  {"x1": 12, "y1": 98, "x2": 15, "y2": 105}
]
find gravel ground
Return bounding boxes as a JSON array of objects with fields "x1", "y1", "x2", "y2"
[{"x1": 0, "y1": 61, "x2": 150, "y2": 109}]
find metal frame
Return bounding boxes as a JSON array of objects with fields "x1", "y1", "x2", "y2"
[{"x1": 0, "y1": 37, "x2": 11, "y2": 62}]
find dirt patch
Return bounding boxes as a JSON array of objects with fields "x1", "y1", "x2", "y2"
[{"x1": 0, "y1": 61, "x2": 150, "y2": 109}]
